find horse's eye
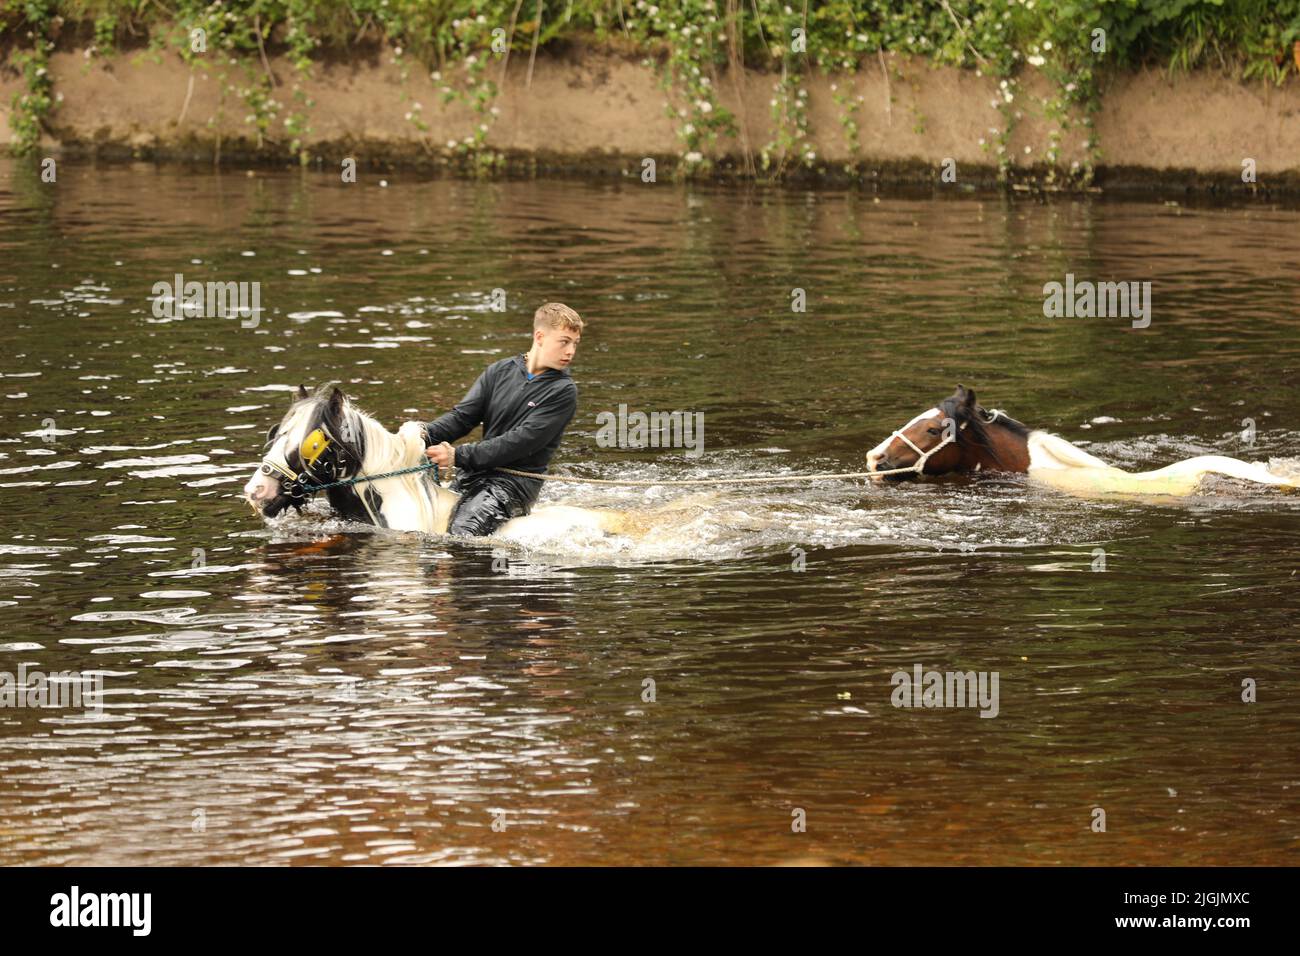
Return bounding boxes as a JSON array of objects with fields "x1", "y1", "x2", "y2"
[
  {"x1": 265, "y1": 424, "x2": 280, "y2": 446},
  {"x1": 927, "y1": 427, "x2": 941, "y2": 436}
]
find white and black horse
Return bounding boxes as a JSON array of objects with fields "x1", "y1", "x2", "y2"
[{"x1": 243, "y1": 383, "x2": 640, "y2": 541}]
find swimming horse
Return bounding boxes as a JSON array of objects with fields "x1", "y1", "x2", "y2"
[
  {"x1": 243, "y1": 383, "x2": 658, "y2": 540},
  {"x1": 865, "y1": 385, "x2": 1300, "y2": 497}
]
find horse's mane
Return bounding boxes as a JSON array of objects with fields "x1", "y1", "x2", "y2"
[
  {"x1": 280, "y1": 383, "x2": 413, "y2": 473},
  {"x1": 938, "y1": 395, "x2": 1030, "y2": 469}
]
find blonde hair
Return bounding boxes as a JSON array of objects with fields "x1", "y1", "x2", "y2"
[{"x1": 533, "y1": 302, "x2": 584, "y2": 333}]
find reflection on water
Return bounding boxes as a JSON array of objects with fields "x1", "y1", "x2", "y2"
[{"x1": 0, "y1": 160, "x2": 1298, "y2": 864}]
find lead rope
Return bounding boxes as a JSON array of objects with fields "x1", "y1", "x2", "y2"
[
  {"x1": 301, "y1": 459, "x2": 913, "y2": 490},
  {"x1": 493, "y1": 418, "x2": 960, "y2": 485},
  {"x1": 300, "y1": 461, "x2": 439, "y2": 493},
  {"x1": 494, "y1": 464, "x2": 916, "y2": 486},
  {"x1": 286, "y1": 423, "x2": 962, "y2": 492}
]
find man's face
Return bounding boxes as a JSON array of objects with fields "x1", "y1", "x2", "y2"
[{"x1": 536, "y1": 325, "x2": 581, "y2": 370}]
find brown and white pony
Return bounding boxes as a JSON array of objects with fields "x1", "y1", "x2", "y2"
[
  {"x1": 866, "y1": 385, "x2": 1300, "y2": 497},
  {"x1": 242, "y1": 383, "x2": 642, "y2": 540}
]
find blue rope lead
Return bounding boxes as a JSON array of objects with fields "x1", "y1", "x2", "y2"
[{"x1": 301, "y1": 460, "x2": 440, "y2": 494}]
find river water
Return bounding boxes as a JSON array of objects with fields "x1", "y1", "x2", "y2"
[{"x1": 1, "y1": 160, "x2": 1297, "y2": 865}]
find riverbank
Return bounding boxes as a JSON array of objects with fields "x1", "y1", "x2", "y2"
[{"x1": 4, "y1": 39, "x2": 1300, "y2": 193}]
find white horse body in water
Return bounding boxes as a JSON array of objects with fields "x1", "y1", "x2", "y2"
[
  {"x1": 243, "y1": 386, "x2": 652, "y2": 542},
  {"x1": 1024, "y1": 432, "x2": 1299, "y2": 497}
]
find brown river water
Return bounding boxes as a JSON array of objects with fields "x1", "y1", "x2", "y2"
[{"x1": 0, "y1": 159, "x2": 1298, "y2": 865}]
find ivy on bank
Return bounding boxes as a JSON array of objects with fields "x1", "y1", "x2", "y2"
[{"x1": 4, "y1": 0, "x2": 1300, "y2": 184}]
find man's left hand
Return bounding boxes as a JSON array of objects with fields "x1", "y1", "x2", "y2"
[{"x1": 425, "y1": 441, "x2": 455, "y2": 469}]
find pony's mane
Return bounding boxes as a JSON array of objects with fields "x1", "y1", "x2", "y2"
[
  {"x1": 277, "y1": 383, "x2": 413, "y2": 473},
  {"x1": 937, "y1": 395, "x2": 1030, "y2": 469}
]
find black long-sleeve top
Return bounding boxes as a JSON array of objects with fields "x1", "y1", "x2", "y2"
[{"x1": 421, "y1": 354, "x2": 578, "y2": 506}]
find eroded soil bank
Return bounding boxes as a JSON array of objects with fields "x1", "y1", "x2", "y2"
[{"x1": 3, "y1": 43, "x2": 1299, "y2": 192}]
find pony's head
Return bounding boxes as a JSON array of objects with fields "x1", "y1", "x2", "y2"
[
  {"x1": 865, "y1": 385, "x2": 1029, "y2": 479},
  {"x1": 243, "y1": 383, "x2": 366, "y2": 518}
]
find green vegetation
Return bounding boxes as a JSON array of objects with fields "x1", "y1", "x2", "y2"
[{"x1": 5, "y1": 1, "x2": 1300, "y2": 181}]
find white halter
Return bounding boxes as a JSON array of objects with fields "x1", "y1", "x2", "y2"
[
  {"x1": 875, "y1": 406, "x2": 1010, "y2": 476},
  {"x1": 878, "y1": 408, "x2": 964, "y2": 476}
]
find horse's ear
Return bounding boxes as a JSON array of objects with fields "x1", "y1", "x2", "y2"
[
  {"x1": 956, "y1": 383, "x2": 977, "y2": 408},
  {"x1": 295, "y1": 384, "x2": 309, "y2": 401},
  {"x1": 327, "y1": 386, "x2": 345, "y2": 417}
]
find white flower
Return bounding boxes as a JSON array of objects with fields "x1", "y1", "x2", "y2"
[
  {"x1": 999, "y1": 79, "x2": 1008, "y2": 89},
  {"x1": 1042, "y1": 40, "x2": 1051, "y2": 50},
  {"x1": 431, "y1": 71, "x2": 442, "y2": 81},
  {"x1": 806, "y1": 151, "x2": 816, "y2": 162},
  {"x1": 1028, "y1": 54, "x2": 1045, "y2": 67},
  {"x1": 685, "y1": 150, "x2": 703, "y2": 163},
  {"x1": 698, "y1": 100, "x2": 713, "y2": 113},
  {"x1": 1024, "y1": 145, "x2": 1032, "y2": 154},
  {"x1": 446, "y1": 140, "x2": 457, "y2": 149}
]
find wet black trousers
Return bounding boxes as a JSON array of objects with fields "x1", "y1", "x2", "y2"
[{"x1": 446, "y1": 473, "x2": 535, "y2": 537}]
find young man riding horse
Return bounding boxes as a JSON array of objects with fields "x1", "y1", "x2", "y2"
[{"x1": 422, "y1": 302, "x2": 583, "y2": 536}]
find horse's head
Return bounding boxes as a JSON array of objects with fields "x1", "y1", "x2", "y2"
[
  {"x1": 243, "y1": 383, "x2": 365, "y2": 518},
  {"x1": 865, "y1": 385, "x2": 1027, "y2": 479}
]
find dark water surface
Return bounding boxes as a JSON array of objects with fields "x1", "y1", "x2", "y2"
[{"x1": 0, "y1": 160, "x2": 1297, "y2": 865}]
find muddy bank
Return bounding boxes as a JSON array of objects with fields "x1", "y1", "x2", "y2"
[{"x1": 3, "y1": 43, "x2": 1299, "y2": 192}]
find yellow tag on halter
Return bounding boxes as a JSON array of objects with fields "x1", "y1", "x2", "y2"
[{"x1": 299, "y1": 428, "x2": 330, "y2": 467}]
